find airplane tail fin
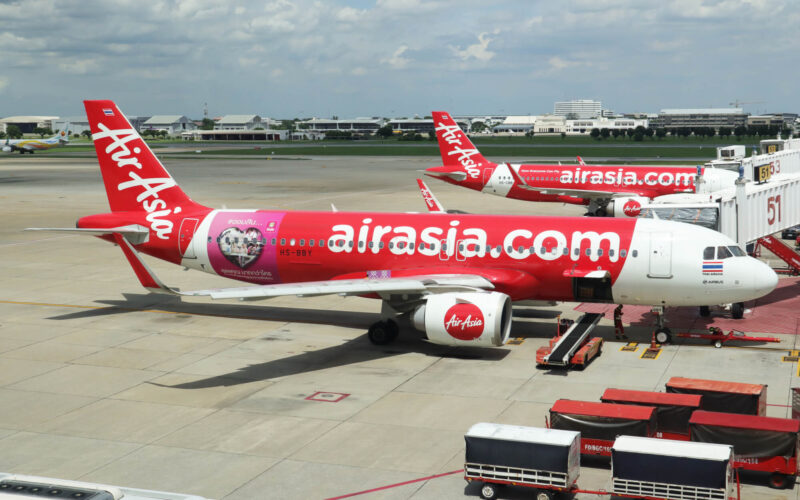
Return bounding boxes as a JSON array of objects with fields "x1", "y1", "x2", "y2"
[
  {"x1": 83, "y1": 100, "x2": 205, "y2": 214},
  {"x1": 56, "y1": 124, "x2": 69, "y2": 143},
  {"x1": 431, "y1": 111, "x2": 492, "y2": 168}
]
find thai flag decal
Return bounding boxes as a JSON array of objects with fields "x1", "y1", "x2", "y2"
[
  {"x1": 702, "y1": 261, "x2": 723, "y2": 274},
  {"x1": 367, "y1": 270, "x2": 391, "y2": 279},
  {"x1": 102, "y1": 108, "x2": 114, "y2": 116}
]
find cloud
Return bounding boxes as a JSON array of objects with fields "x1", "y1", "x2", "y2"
[
  {"x1": 451, "y1": 32, "x2": 496, "y2": 62},
  {"x1": 381, "y1": 45, "x2": 410, "y2": 69}
]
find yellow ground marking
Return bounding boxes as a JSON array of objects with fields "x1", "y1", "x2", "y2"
[{"x1": 640, "y1": 347, "x2": 661, "y2": 360}]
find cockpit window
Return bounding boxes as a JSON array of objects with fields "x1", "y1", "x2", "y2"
[
  {"x1": 728, "y1": 245, "x2": 745, "y2": 257},
  {"x1": 717, "y1": 245, "x2": 732, "y2": 259},
  {"x1": 703, "y1": 246, "x2": 715, "y2": 260}
]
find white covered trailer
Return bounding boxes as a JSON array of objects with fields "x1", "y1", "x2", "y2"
[
  {"x1": 612, "y1": 435, "x2": 736, "y2": 500},
  {"x1": 465, "y1": 423, "x2": 580, "y2": 499}
]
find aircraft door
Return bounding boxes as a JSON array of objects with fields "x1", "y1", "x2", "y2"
[
  {"x1": 179, "y1": 218, "x2": 199, "y2": 258},
  {"x1": 648, "y1": 232, "x2": 673, "y2": 278},
  {"x1": 438, "y1": 239, "x2": 450, "y2": 261}
]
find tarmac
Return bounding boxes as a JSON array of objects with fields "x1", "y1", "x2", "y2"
[{"x1": 1, "y1": 153, "x2": 799, "y2": 499}]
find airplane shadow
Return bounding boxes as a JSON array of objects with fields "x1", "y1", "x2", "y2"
[{"x1": 47, "y1": 293, "x2": 512, "y2": 389}]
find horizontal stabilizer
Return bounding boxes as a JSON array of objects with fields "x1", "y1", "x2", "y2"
[{"x1": 25, "y1": 225, "x2": 150, "y2": 244}]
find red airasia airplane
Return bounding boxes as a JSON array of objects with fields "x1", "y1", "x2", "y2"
[
  {"x1": 29, "y1": 100, "x2": 776, "y2": 348},
  {"x1": 425, "y1": 111, "x2": 738, "y2": 216}
]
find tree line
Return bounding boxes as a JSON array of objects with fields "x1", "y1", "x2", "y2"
[{"x1": 588, "y1": 124, "x2": 792, "y2": 141}]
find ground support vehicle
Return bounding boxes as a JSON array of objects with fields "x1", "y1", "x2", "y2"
[
  {"x1": 666, "y1": 377, "x2": 766, "y2": 415},
  {"x1": 611, "y1": 436, "x2": 738, "y2": 500},
  {"x1": 464, "y1": 423, "x2": 580, "y2": 500},
  {"x1": 536, "y1": 313, "x2": 603, "y2": 369},
  {"x1": 689, "y1": 410, "x2": 800, "y2": 488},
  {"x1": 600, "y1": 389, "x2": 701, "y2": 440},
  {"x1": 549, "y1": 400, "x2": 656, "y2": 456},
  {"x1": 675, "y1": 328, "x2": 780, "y2": 348}
]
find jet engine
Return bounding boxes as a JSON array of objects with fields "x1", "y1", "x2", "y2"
[
  {"x1": 410, "y1": 292, "x2": 512, "y2": 347},
  {"x1": 607, "y1": 196, "x2": 651, "y2": 218}
]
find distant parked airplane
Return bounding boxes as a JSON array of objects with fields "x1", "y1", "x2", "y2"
[
  {"x1": 2, "y1": 128, "x2": 69, "y2": 154},
  {"x1": 425, "y1": 112, "x2": 737, "y2": 216}
]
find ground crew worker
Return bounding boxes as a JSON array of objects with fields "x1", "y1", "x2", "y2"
[{"x1": 613, "y1": 304, "x2": 628, "y2": 340}]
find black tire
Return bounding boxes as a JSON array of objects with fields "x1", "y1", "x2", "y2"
[
  {"x1": 699, "y1": 305, "x2": 710, "y2": 317},
  {"x1": 535, "y1": 490, "x2": 554, "y2": 500},
  {"x1": 595, "y1": 208, "x2": 607, "y2": 217},
  {"x1": 714, "y1": 340, "x2": 723, "y2": 348},
  {"x1": 731, "y1": 302, "x2": 744, "y2": 319},
  {"x1": 655, "y1": 328, "x2": 672, "y2": 344},
  {"x1": 769, "y1": 472, "x2": 787, "y2": 489},
  {"x1": 367, "y1": 320, "x2": 398, "y2": 345},
  {"x1": 480, "y1": 482, "x2": 497, "y2": 500}
]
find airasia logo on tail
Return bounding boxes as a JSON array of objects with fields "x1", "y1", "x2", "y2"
[
  {"x1": 623, "y1": 199, "x2": 642, "y2": 217},
  {"x1": 444, "y1": 302, "x2": 484, "y2": 340}
]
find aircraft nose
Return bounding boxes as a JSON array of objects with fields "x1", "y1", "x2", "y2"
[{"x1": 751, "y1": 258, "x2": 778, "y2": 298}]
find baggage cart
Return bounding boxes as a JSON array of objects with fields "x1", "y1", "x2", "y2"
[
  {"x1": 690, "y1": 410, "x2": 800, "y2": 488},
  {"x1": 666, "y1": 377, "x2": 766, "y2": 415},
  {"x1": 549, "y1": 400, "x2": 657, "y2": 456},
  {"x1": 611, "y1": 435, "x2": 738, "y2": 500},
  {"x1": 601, "y1": 388, "x2": 701, "y2": 440},
  {"x1": 464, "y1": 423, "x2": 580, "y2": 500}
]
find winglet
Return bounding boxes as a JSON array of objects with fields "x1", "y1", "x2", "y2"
[
  {"x1": 113, "y1": 234, "x2": 179, "y2": 295},
  {"x1": 576, "y1": 155, "x2": 585, "y2": 166},
  {"x1": 416, "y1": 178, "x2": 445, "y2": 212},
  {"x1": 504, "y1": 163, "x2": 536, "y2": 191}
]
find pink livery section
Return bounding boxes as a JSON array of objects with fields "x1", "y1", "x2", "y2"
[{"x1": 207, "y1": 211, "x2": 286, "y2": 284}]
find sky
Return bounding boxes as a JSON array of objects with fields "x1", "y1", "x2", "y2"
[{"x1": 1, "y1": 0, "x2": 798, "y2": 119}]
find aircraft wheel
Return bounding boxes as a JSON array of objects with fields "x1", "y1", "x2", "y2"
[
  {"x1": 731, "y1": 302, "x2": 744, "y2": 319},
  {"x1": 699, "y1": 305, "x2": 710, "y2": 317},
  {"x1": 367, "y1": 319, "x2": 398, "y2": 345},
  {"x1": 713, "y1": 340, "x2": 723, "y2": 348},
  {"x1": 480, "y1": 483, "x2": 498, "y2": 500},
  {"x1": 655, "y1": 328, "x2": 672, "y2": 344}
]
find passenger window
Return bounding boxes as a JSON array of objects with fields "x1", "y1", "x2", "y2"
[
  {"x1": 507, "y1": 246, "x2": 513, "y2": 253},
  {"x1": 358, "y1": 241, "x2": 364, "y2": 248},
  {"x1": 517, "y1": 246, "x2": 524, "y2": 254},
  {"x1": 585, "y1": 248, "x2": 591, "y2": 256},
  {"x1": 632, "y1": 250, "x2": 638, "y2": 257},
  {"x1": 728, "y1": 245, "x2": 745, "y2": 257},
  {"x1": 328, "y1": 240, "x2": 334, "y2": 247},
  {"x1": 319, "y1": 239, "x2": 325, "y2": 247},
  {"x1": 442, "y1": 243, "x2": 447, "y2": 251},
  {"x1": 563, "y1": 248, "x2": 569, "y2": 256},
  {"x1": 280, "y1": 238, "x2": 286, "y2": 245},
  {"x1": 409, "y1": 243, "x2": 415, "y2": 250},
  {"x1": 609, "y1": 249, "x2": 615, "y2": 257},
  {"x1": 379, "y1": 242, "x2": 384, "y2": 249},
  {"x1": 290, "y1": 239, "x2": 295, "y2": 246},
  {"x1": 621, "y1": 249, "x2": 627, "y2": 258},
  {"x1": 598, "y1": 249, "x2": 603, "y2": 257},
  {"x1": 717, "y1": 246, "x2": 732, "y2": 259},
  {"x1": 573, "y1": 248, "x2": 579, "y2": 256},
  {"x1": 300, "y1": 239, "x2": 305, "y2": 246},
  {"x1": 338, "y1": 241, "x2": 345, "y2": 247},
  {"x1": 271, "y1": 238, "x2": 276, "y2": 245},
  {"x1": 458, "y1": 244, "x2": 464, "y2": 252},
  {"x1": 419, "y1": 242, "x2": 425, "y2": 250},
  {"x1": 309, "y1": 239, "x2": 315, "y2": 247},
  {"x1": 703, "y1": 246, "x2": 715, "y2": 259},
  {"x1": 348, "y1": 241, "x2": 354, "y2": 248}
]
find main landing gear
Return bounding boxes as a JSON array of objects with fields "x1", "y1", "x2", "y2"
[
  {"x1": 367, "y1": 319, "x2": 399, "y2": 345},
  {"x1": 652, "y1": 306, "x2": 672, "y2": 344}
]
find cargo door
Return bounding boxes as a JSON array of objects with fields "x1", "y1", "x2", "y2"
[
  {"x1": 179, "y1": 218, "x2": 199, "y2": 258},
  {"x1": 648, "y1": 232, "x2": 672, "y2": 278}
]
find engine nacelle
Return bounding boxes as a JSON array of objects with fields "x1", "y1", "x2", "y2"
[
  {"x1": 410, "y1": 292, "x2": 512, "y2": 347},
  {"x1": 608, "y1": 196, "x2": 651, "y2": 218}
]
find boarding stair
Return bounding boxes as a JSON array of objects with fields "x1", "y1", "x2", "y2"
[
  {"x1": 543, "y1": 313, "x2": 603, "y2": 366},
  {"x1": 755, "y1": 236, "x2": 800, "y2": 275}
]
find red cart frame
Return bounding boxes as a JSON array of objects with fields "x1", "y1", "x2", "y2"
[{"x1": 601, "y1": 388, "x2": 701, "y2": 441}]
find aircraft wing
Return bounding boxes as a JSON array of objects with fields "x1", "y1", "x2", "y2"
[
  {"x1": 113, "y1": 234, "x2": 494, "y2": 300},
  {"x1": 506, "y1": 164, "x2": 639, "y2": 199}
]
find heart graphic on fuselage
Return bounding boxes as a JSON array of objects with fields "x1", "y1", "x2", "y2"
[{"x1": 217, "y1": 227, "x2": 265, "y2": 268}]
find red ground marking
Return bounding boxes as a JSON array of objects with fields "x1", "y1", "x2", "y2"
[
  {"x1": 325, "y1": 469, "x2": 463, "y2": 500},
  {"x1": 576, "y1": 277, "x2": 800, "y2": 336},
  {"x1": 305, "y1": 391, "x2": 349, "y2": 403}
]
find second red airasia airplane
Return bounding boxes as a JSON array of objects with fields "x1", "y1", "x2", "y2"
[
  {"x1": 30, "y1": 101, "x2": 777, "y2": 348},
  {"x1": 425, "y1": 111, "x2": 738, "y2": 217}
]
